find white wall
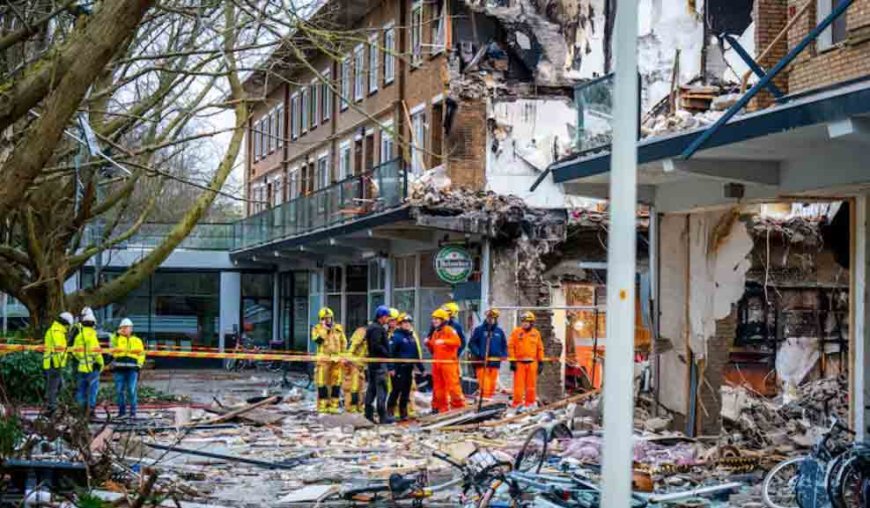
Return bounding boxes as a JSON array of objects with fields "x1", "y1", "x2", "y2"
[
  {"x1": 219, "y1": 271, "x2": 241, "y2": 352},
  {"x1": 486, "y1": 97, "x2": 599, "y2": 209}
]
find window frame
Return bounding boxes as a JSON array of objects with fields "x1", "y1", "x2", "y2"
[
  {"x1": 431, "y1": 1, "x2": 446, "y2": 55},
  {"x1": 368, "y1": 33, "x2": 379, "y2": 94},
  {"x1": 353, "y1": 44, "x2": 365, "y2": 102},
  {"x1": 310, "y1": 80, "x2": 319, "y2": 129},
  {"x1": 410, "y1": 2, "x2": 423, "y2": 66},
  {"x1": 290, "y1": 93, "x2": 300, "y2": 139},
  {"x1": 317, "y1": 152, "x2": 330, "y2": 189},
  {"x1": 276, "y1": 104, "x2": 284, "y2": 148},
  {"x1": 340, "y1": 57, "x2": 351, "y2": 111},
  {"x1": 410, "y1": 106, "x2": 426, "y2": 174},
  {"x1": 379, "y1": 119, "x2": 394, "y2": 164},
  {"x1": 321, "y1": 68, "x2": 332, "y2": 121},
  {"x1": 252, "y1": 121, "x2": 260, "y2": 161},
  {"x1": 383, "y1": 23, "x2": 396, "y2": 85},
  {"x1": 817, "y1": 0, "x2": 848, "y2": 51},
  {"x1": 301, "y1": 87, "x2": 309, "y2": 134},
  {"x1": 338, "y1": 140, "x2": 352, "y2": 180},
  {"x1": 259, "y1": 118, "x2": 267, "y2": 158}
]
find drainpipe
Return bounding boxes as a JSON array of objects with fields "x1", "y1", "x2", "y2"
[
  {"x1": 480, "y1": 239, "x2": 491, "y2": 311},
  {"x1": 601, "y1": 0, "x2": 638, "y2": 505}
]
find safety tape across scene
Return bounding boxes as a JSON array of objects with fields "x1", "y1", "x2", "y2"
[{"x1": 0, "y1": 343, "x2": 567, "y2": 365}]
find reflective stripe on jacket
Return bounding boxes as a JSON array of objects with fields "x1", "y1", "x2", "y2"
[
  {"x1": 111, "y1": 333, "x2": 145, "y2": 369},
  {"x1": 43, "y1": 321, "x2": 69, "y2": 370},
  {"x1": 72, "y1": 326, "x2": 104, "y2": 373},
  {"x1": 508, "y1": 327, "x2": 544, "y2": 363}
]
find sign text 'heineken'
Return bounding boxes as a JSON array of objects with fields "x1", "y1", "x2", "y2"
[{"x1": 434, "y1": 246, "x2": 473, "y2": 284}]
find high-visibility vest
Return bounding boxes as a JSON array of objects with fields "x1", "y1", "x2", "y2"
[
  {"x1": 311, "y1": 323, "x2": 347, "y2": 356},
  {"x1": 72, "y1": 327, "x2": 104, "y2": 374},
  {"x1": 111, "y1": 333, "x2": 145, "y2": 368},
  {"x1": 42, "y1": 321, "x2": 69, "y2": 370}
]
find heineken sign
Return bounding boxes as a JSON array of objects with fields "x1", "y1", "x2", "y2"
[{"x1": 434, "y1": 246, "x2": 473, "y2": 284}]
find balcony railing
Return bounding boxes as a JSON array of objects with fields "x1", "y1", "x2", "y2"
[
  {"x1": 84, "y1": 223, "x2": 235, "y2": 251},
  {"x1": 233, "y1": 158, "x2": 408, "y2": 251}
]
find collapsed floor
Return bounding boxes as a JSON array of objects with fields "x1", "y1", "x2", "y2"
[{"x1": 0, "y1": 369, "x2": 850, "y2": 507}]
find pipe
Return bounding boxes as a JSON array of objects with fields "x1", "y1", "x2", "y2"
[
  {"x1": 647, "y1": 482, "x2": 743, "y2": 503},
  {"x1": 601, "y1": 0, "x2": 639, "y2": 505},
  {"x1": 144, "y1": 443, "x2": 312, "y2": 470}
]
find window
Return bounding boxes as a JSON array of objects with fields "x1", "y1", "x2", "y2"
[
  {"x1": 380, "y1": 121, "x2": 394, "y2": 163},
  {"x1": 364, "y1": 130, "x2": 375, "y2": 172},
  {"x1": 291, "y1": 93, "x2": 299, "y2": 139},
  {"x1": 316, "y1": 153, "x2": 330, "y2": 189},
  {"x1": 325, "y1": 266, "x2": 343, "y2": 324},
  {"x1": 252, "y1": 122, "x2": 260, "y2": 161},
  {"x1": 818, "y1": 0, "x2": 848, "y2": 50},
  {"x1": 287, "y1": 167, "x2": 299, "y2": 199},
  {"x1": 242, "y1": 273, "x2": 274, "y2": 347},
  {"x1": 431, "y1": 1, "x2": 446, "y2": 54},
  {"x1": 340, "y1": 57, "x2": 350, "y2": 110},
  {"x1": 259, "y1": 119, "x2": 267, "y2": 158},
  {"x1": 276, "y1": 104, "x2": 284, "y2": 148},
  {"x1": 353, "y1": 45, "x2": 365, "y2": 102},
  {"x1": 265, "y1": 113, "x2": 272, "y2": 154},
  {"x1": 310, "y1": 81, "x2": 319, "y2": 128},
  {"x1": 411, "y1": 2, "x2": 423, "y2": 65},
  {"x1": 368, "y1": 259, "x2": 386, "y2": 318},
  {"x1": 338, "y1": 140, "x2": 351, "y2": 180},
  {"x1": 369, "y1": 34, "x2": 379, "y2": 93},
  {"x1": 383, "y1": 24, "x2": 396, "y2": 84},
  {"x1": 321, "y1": 69, "x2": 332, "y2": 121},
  {"x1": 410, "y1": 108, "x2": 426, "y2": 174},
  {"x1": 393, "y1": 255, "x2": 416, "y2": 322},
  {"x1": 301, "y1": 87, "x2": 309, "y2": 133},
  {"x1": 272, "y1": 175, "x2": 283, "y2": 205}
]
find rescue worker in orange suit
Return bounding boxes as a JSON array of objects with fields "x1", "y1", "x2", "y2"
[
  {"x1": 469, "y1": 309, "x2": 507, "y2": 400},
  {"x1": 426, "y1": 308, "x2": 466, "y2": 414},
  {"x1": 508, "y1": 311, "x2": 544, "y2": 410},
  {"x1": 342, "y1": 326, "x2": 367, "y2": 413},
  {"x1": 312, "y1": 307, "x2": 347, "y2": 413}
]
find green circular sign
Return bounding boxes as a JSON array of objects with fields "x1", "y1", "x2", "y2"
[{"x1": 434, "y1": 246, "x2": 473, "y2": 284}]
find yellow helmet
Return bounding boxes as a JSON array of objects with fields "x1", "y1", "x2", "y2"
[
  {"x1": 398, "y1": 312, "x2": 414, "y2": 323},
  {"x1": 486, "y1": 308, "x2": 500, "y2": 318},
  {"x1": 520, "y1": 311, "x2": 536, "y2": 323},
  {"x1": 442, "y1": 302, "x2": 460, "y2": 316},
  {"x1": 432, "y1": 308, "x2": 450, "y2": 321},
  {"x1": 388, "y1": 307, "x2": 400, "y2": 320},
  {"x1": 318, "y1": 307, "x2": 334, "y2": 320}
]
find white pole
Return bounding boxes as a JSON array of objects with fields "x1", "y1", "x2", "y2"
[{"x1": 601, "y1": 0, "x2": 638, "y2": 504}]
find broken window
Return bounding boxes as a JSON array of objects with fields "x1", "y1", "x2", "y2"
[
  {"x1": 340, "y1": 56, "x2": 350, "y2": 110},
  {"x1": 411, "y1": 2, "x2": 423, "y2": 65},
  {"x1": 369, "y1": 33, "x2": 379, "y2": 93},
  {"x1": 431, "y1": 101, "x2": 444, "y2": 167},
  {"x1": 310, "y1": 81, "x2": 319, "y2": 129},
  {"x1": 818, "y1": 0, "x2": 848, "y2": 50},
  {"x1": 354, "y1": 44, "x2": 365, "y2": 102},
  {"x1": 384, "y1": 24, "x2": 396, "y2": 84},
  {"x1": 410, "y1": 108, "x2": 426, "y2": 174},
  {"x1": 321, "y1": 68, "x2": 332, "y2": 121}
]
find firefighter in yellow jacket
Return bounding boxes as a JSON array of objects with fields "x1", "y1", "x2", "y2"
[
  {"x1": 342, "y1": 326, "x2": 367, "y2": 413},
  {"x1": 43, "y1": 312, "x2": 74, "y2": 415},
  {"x1": 72, "y1": 308, "x2": 104, "y2": 411},
  {"x1": 312, "y1": 308, "x2": 347, "y2": 413},
  {"x1": 110, "y1": 318, "x2": 145, "y2": 419}
]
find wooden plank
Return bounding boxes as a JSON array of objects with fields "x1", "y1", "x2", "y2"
[
  {"x1": 191, "y1": 395, "x2": 279, "y2": 427},
  {"x1": 441, "y1": 391, "x2": 598, "y2": 431}
]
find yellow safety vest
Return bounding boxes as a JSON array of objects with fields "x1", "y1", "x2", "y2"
[
  {"x1": 344, "y1": 326, "x2": 368, "y2": 368},
  {"x1": 43, "y1": 321, "x2": 69, "y2": 370},
  {"x1": 111, "y1": 333, "x2": 145, "y2": 368},
  {"x1": 72, "y1": 326, "x2": 104, "y2": 374}
]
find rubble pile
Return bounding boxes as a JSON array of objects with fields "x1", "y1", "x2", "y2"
[{"x1": 749, "y1": 214, "x2": 826, "y2": 247}]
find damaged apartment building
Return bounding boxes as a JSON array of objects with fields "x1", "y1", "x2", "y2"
[
  {"x1": 546, "y1": 0, "x2": 870, "y2": 439},
  {"x1": 231, "y1": 0, "x2": 612, "y2": 397}
]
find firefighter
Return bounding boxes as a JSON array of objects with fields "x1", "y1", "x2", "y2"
[
  {"x1": 72, "y1": 308, "x2": 104, "y2": 412},
  {"x1": 469, "y1": 309, "x2": 507, "y2": 400},
  {"x1": 426, "y1": 308, "x2": 465, "y2": 413},
  {"x1": 342, "y1": 325, "x2": 367, "y2": 413},
  {"x1": 364, "y1": 305, "x2": 394, "y2": 424},
  {"x1": 508, "y1": 311, "x2": 544, "y2": 410},
  {"x1": 312, "y1": 307, "x2": 347, "y2": 413},
  {"x1": 387, "y1": 313, "x2": 424, "y2": 420},
  {"x1": 110, "y1": 318, "x2": 145, "y2": 419},
  {"x1": 43, "y1": 312, "x2": 74, "y2": 415}
]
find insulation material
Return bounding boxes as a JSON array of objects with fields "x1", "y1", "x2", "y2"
[
  {"x1": 775, "y1": 337, "x2": 822, "y2": 401},
  {"x1": 688, "y1": 211, "x2": 753, "y2": 356}
]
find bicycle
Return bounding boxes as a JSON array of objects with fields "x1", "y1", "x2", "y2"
[
  {"x1": 762, "y1": 417, "x2": 854, "y2": 508},
  {"x1": 827, "y1": 441, "x2": 870, "y2": 507}
]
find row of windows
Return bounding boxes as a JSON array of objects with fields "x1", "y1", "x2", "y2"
[{"x1": 252, "y1": 104, "x2": 284, "y2": 160}]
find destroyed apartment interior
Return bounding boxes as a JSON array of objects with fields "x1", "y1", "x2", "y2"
[{"x1": 3, "y1": 0, "x2": 870, "y2": 506}]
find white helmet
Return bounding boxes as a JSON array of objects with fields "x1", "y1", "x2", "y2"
[
  {"x1": 59, "y1": 312, "x2": 74, "y2": 326},
  {"x1": 119, "y1": 318, "x2": 134, "y2": 329},
  {"x1": 80, "y1": 307, "x2": 96, "y2": 324}
]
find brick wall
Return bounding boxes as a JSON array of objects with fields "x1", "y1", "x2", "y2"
[
  {"x1": 788, "y1": 0, "x2": 870, "y2": 94},
  {"x1": 697, "y1": 307, "x2": 736, "y2": 435},
  {"x1": 752, "y1": 0, "x2": 788, "y2": 109},
  {"x1": 445, "y1": 99, "x2": 486, "y2": 190}
]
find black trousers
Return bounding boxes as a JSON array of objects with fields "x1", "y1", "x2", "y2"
[
  {"x1": 364, "y1": 366, "x2": 388, "y2": 421},
  {"x1": 387, "y1": 365, "x2": 414, "y2": 418},
  {"x1": 45, "y1": 369, "x2": 63, "y2": 412}
]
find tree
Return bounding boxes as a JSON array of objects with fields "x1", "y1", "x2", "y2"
[{"x1": 0, "y1": 0, "x2": 253, "y2": 328}]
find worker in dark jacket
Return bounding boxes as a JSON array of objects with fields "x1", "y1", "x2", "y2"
[
  {"x1": 387, "y1": 313, "x2": 425, "y2": 420},
  {"x1": 469, "y1": 309, "x2": 508, "y2": 400},
  {"x1": 364, "y1": 305, "x2": 394, "y2": 424}
]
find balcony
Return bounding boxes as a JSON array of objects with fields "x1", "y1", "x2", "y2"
[
  {"x1": 233, "y1": 158, "x2": 408, "y2": 251},
  {"x1": 84, "y1": 223, "x2": 235, "y2": 251}
]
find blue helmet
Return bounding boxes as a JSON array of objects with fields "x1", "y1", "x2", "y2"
[{"x1": 374, "y1": 305, "x2": 391, "y2": 319}]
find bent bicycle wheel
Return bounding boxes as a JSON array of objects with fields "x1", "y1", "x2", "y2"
[
  {"x1": 762, "y1": 456, "x2": 804, "y2": 508},
  {"x1": 514, "y1": 427, "x2": 548, "y2": 474}
]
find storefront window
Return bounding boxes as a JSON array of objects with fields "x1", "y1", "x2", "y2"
[
  {"x1": 368, "y1": 259, "x2": 386, "y2": 317},
  {"x1": 345, "y1": 264, "x2": 368, "y2": 330},
  {"x1": 308, "y1": 271, "x2": 323, "y2": 350},
  {"x1": 242, "y1": 273, "x2": 273, "y2": 347},
  {"x1": 325, "y1": 266, "x2": 343, "y2": 324},
  {"x1": 292, "y1": 272, "x2": 309, "y2": 352}
]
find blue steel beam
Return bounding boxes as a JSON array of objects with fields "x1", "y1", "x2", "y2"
[
  {"x1": 721, "y1": 33, "x2": 783, "y2": 99},
  {"x1": 682, "y1": 0, "x2": 855, "y2": 159}
]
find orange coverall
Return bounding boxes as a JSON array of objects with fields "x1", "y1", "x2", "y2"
[
  {"x1": 508, "y1": 327, "x2": 544, "y2": 408},
  {"x1": 427, "y1": 325, "x2": 466, "y2": 413}
]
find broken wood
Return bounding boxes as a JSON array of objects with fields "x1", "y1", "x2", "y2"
[
  {"x1": 130, "y1": 469, "x2": 158, "y2": 508},
  {"x1": 192, "y1": 395, "x2": 279, "y2": 427},
  {"x1": 441, "y1": 391, "x2": 598, "y2": 431},
  {"x1": 144, "y1": 443, "x2": 313, "y2": 470}
]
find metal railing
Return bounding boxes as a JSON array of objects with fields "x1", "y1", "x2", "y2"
[
  {"x1": 84, "y1": 223, "x2": 235, "y2": 251},
  {"x1": 232, "y1": 158, "x2": 407, "y2": 251}
]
